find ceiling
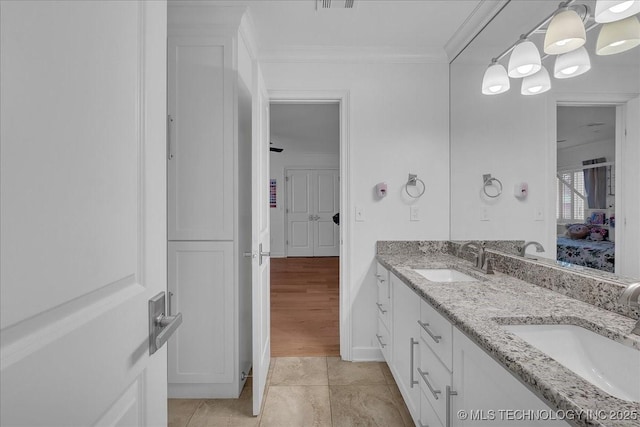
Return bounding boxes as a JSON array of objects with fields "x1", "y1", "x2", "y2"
[
  {"x1": 205, "y1": 0, "x2": 487, "y2": 60},
  {"x1": 557, "y1": 105, "x2": 615, "y2": 150},
  {"x1": 270, "y1": 103, "x2": 340, "y2": 154}
]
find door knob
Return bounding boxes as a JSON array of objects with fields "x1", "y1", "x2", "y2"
[
  {"x1": 259, "y1": 243, "x2": 270, "y2": 266},
  {"x1": 149, "y1": 292, "x2": 183, "y2": 355}
]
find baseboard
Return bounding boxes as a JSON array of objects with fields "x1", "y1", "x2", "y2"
[
  {"x1": 351, "y1": 346, "x2": 384, "y2": 362},
  {"x1": 168, "y1": 382, "x2": 240, "y2": 399}
]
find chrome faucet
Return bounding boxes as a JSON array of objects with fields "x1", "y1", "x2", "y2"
[
  {"x1": 458, "y1": 241, "x2": 494, "y2": 274},
  {"x1": 519, "y1": 241, "x2": 545, "y2": 257},
  {"x1": 619, "y1": 282, "x2": 640, "y2": 335}
]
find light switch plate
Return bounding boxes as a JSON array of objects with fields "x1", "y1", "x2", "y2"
[{"x1": 410, "y1": 206, "x2": 420, "y2": 221}]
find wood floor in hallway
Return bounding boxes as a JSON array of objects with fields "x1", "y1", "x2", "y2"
[{"x1": 270, "y1": 257, "x2": 340, "y2": 357}]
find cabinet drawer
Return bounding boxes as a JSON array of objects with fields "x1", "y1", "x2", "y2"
[
  {"x1": 418, "y1": 338, "x2": 451, "y2": 425},
  {"x1": 376, "y1": 281, "x2": 391, "y2": 328},
  {"x1": 420, "y1": 391, "x2": 444, "y2": 427},
  {"x1": 376, "y1": 318, "x2": 391, "y2": 362},
  {"x1": 419, "y1": 299, "x2": 453, "y2": 371}
]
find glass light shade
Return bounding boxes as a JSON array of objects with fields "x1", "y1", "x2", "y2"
[
  {"x1": 554, "y1": 46, "x2": 591, "y2": 78},
  {"x1": 544, "y1": 9, "x2": 587, "y2": 54},
  {"x1": 596, "y1": 15, "x2": 640, "y2": 55},
  {"x1": 482, "y1": 63, "x2": 510, "y2": 95},
  {"x1": 508, "y1": 41, "x2": 542, "y2": 78},
  {"x1": 521, "y1": 66, "x2": 551, "y2": 95},
  {"x1": 595, "y1": 0, "x2": 640, "y2": 23}
]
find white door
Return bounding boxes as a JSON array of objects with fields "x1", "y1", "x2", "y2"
[
  {"x1": 1, "y1": 2, "x2": 168, "y2": 426},
  {"x1": 287, "y1": 170, "x2": 315, "y2": 256},
  {"x1": 314, "y1": 170, "x2": 340, "y2": 257},
  {"x1": 251, "y1": 66, "x2": 271, "y2": 415},
  {"x1": 287, "y1": 169, "x2": 339, "y2": 257}
]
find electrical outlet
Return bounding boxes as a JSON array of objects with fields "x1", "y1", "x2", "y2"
[
  {"x1": 355, "y1": 205, "x2": 364, "y2": 222},
  {"x1": 480, "y1": 207, "x2": 490, "y2": 221},
  {"x1": 410, "y1": 206, "x2": 420, "y2": 221}
]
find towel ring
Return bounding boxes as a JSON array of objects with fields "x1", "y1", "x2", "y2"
[
  {"x1": 405, "y1": 174, "x2": 426, "y2": 199},
  {"x1": 482, "y1": 175, "x2": 503, "y2": 198}
]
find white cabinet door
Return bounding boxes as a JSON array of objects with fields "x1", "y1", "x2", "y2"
[
  {"x1": 1, "y1": 1, "x2": 168, "y2": 425},
  {"x1": 168, "y1": 242, "x2": 234, "y2": 387},
  {"x1": 167, "y1": 36, "x2": 234, "y2": 241},
  {"x1": 390, "y1": 273, "x2": 421, "y2": 423},
  {"x1": 452, "y1": 328, "x2": 569, "y2": 426},
  {"x1": 287, "y1": 169, "x2": 339, "y2": 257}
]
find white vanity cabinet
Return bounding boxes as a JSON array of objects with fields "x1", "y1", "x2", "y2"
[
  {"x1": 376, "y1": 263, "x2": 392, "y2": 361},
  {"x1": 382, "y1": 269, "x2": 571, "y2": 426},
  {"x1": 451, "y1": 328, "x2": 569, "y2": 426},
  {"x1": 390, "y1": 273, "x2": 421, "y2": 423}
]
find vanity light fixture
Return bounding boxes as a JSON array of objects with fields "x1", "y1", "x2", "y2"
[
  {"x1": 595, "y1": 0, "x2": 640, "y2": 23},
  {"x1": 482, "y1": 61, "x2": 511, "y2": 95},
  {"x1": 480, "y1": 0, "x2": 640, "y2": 96},
  {"x1": 521, "y1": 66, "x2": 552, "y2": 95},
  {"x1": 508, "y1": 39, "x2": 542, "y2": 77},
  {"x1": 596, "y1": 15, "x2": 640, "y2": 54},
  {"x1": 554, "y1": 46, "x2": 591, "y2": 77},
  {"x1": 544, "y1": 8, "x2": 587, "y2": 54}
]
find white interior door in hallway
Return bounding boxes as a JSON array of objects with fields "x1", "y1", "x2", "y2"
[
  {"x1": 1, "y1": 1, "x2": 169, "y2": 426},
  {"x1": 286, "y1": 169, "x2": 340, "y2": 257}
]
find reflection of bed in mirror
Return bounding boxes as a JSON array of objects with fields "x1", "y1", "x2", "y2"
[{"x1": 556, "y1": 236, "x2": 614, "y2": 273}]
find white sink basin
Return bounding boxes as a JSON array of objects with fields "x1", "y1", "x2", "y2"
[
  {"x1": 412, "y1": 268, "x2": 478, "y2": 282},
  {"x1": 503, "y1": 324, "x2": 640, "y2": 402}
]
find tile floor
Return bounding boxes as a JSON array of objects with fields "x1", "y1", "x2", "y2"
[{"x1": 169, "y1": 357, "x2": 413, "y2": 427}]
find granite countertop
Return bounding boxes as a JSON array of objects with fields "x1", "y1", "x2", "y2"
[{"x1": 376, "y1": 251, "x2": 640, "y2": 427}]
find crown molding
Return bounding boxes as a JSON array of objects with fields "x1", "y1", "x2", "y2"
[
  {"x1": 444, "y1": 0, "x2": 510, "y2": 63},
  {"x1": 259, "y1": 46, "x2": 448, "y2": 64}
]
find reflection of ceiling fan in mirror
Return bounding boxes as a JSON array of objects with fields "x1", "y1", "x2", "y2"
[{"x1": 270, "y1": 142, "x2": 283, "y2": 153}]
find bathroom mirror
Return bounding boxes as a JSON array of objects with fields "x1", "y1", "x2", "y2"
[{"x1": 449, "y1": 0, "x2": 640, "y2": 280}]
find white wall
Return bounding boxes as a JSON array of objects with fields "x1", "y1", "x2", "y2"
[
  {"x1": 270, "y1": 150, "x2": 339, "y2": 257},
  {"x1": 262, "y1": 60, "x2": 450, "y2": 359},
  {"x1": 450, "y1": 57, "x2": 639, "y2": 263}
]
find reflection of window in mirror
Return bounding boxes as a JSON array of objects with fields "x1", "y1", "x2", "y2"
[{"x1": 556, "y1": 105, "x2": 616, "y2": 273}]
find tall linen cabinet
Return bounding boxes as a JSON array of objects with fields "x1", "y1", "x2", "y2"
[{"x1": 167, "y1": 3, "x2": 258, "y2": 398}]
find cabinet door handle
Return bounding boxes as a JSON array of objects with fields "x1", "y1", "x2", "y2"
[
  {"x1": 418, "y1": 320, "x2": 442, "y2": 343},
  {"x1": 167, "y1": 115, "x2": 174, "y2": 160},
  {"x1": 376, "y1": 302, "x2": 387, "y2": 314},
  {"x1": 446, "y1": 385, "x2": 458, "y2": 427},
  {"x1": 375, "y1": 334, "x2": 386, "y2": 348},
  {"x1": 410, "y1": 338, "x2": 419, "y2": 387},
  {"x1": 417, "y1": 367, "x2": 442, "y2": 400}
]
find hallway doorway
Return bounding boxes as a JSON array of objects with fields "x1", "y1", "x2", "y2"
[{"x1": 269, "y1": 102, "x2": 341, "y2": 357}]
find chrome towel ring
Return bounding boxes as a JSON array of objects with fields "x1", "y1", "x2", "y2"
[
  {"x1": 405, "y1": 173, "x2": 426, "y2": 198},
  {"x1": 482, "y1": 174, "x2": 503, "y2": 198}
]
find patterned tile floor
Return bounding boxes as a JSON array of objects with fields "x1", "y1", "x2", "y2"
[{"x1": 169, "y1": 357, "x2": 412, "y2": 427}]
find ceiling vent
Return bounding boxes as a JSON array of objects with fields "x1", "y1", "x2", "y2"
[{"x1": 317, "y1": 0, "x2": 355, "y2": 10}]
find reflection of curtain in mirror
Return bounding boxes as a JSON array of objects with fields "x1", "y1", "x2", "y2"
[{"x1": 583, "y1": 158, "x2": 607, "y2": 209}]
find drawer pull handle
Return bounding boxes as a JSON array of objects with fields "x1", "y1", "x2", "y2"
[
  {"x1": 375, "y1": 334, "x2": 386, "y2": 348},
  {"x1": 417, "y1": 367, "x2": 442, "y2": 400},
  {"x1": 410, "y1": 338, "x2": 419, "y2": 387},
  {"x1": 376, "y1": 302, "x2": 387, "y2": 314},
  {"x1": 418, "y1": 320, "x2": 441, "y2": 343},
  {"x1": 446, "y1": 386, "x2": 458, "y2": 427}
]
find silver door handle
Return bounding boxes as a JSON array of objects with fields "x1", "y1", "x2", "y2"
[
  {"x1": 418, "y1": 320, "x2": 442, "y2": 343},
  {"x1": 167, "y1": 115, "x2": 174, "y2": 160},
  {"x1": 243, "y1": 252, "x2": 255, "y2": 258},
  {"x1": 155, "y1": 312, "x2": 183, "y2": 351},
  {"x1": 410, "y1": 338, "x2": 419, "y2": 387},
  {"x1": 149, "y1": 292, "x2": 183, "y2": 355},
  {"x1": 446, "y1": 386, "x2": 458, "y2": 427},
  {"x1": 417, "y1": 367, "x2": 442, "y2": 400},
  {"x1": 259, "y1": 243, "x2": 270, "y2": 266}
]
